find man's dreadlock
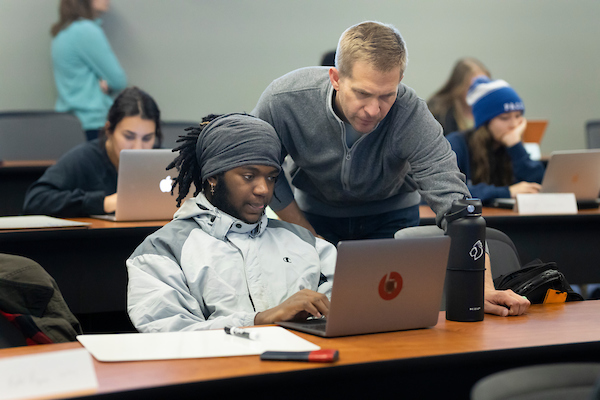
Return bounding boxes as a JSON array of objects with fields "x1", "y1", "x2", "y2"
[{"x1": 167, "y1": 114, "x2": 221, "y2": 207}]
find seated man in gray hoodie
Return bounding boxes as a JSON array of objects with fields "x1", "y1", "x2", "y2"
[
  {"x1": 252, "y1": 21, "x2": 529, "y2": 317},
  {"x1": 126, "y1": 113, "x2": 335, "y2": 332}
]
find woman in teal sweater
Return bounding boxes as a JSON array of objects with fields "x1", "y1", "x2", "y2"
[{"x1": 50, "y1": 0, "x2": 127, "y2": 140}]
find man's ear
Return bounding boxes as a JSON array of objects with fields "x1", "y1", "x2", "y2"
[
  {"x1": 104, "y1": 121, "x2": 111, "y2": 133},
  {"x1": 329, "y1": 67, "x2": 341, "y2": 91}
]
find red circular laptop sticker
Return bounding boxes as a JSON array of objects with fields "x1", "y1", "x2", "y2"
[{"x1": 378, "y1": 272, "x2": 403, "y2": 300}]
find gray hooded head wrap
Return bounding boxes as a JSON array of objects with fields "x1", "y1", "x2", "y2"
[{"x1": 196, "y1": 113, "x2": 282, "y2": 182}]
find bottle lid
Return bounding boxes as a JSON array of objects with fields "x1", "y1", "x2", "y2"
[{"x1": 444, "y1": 198, "x2": 483, "y2": 223}]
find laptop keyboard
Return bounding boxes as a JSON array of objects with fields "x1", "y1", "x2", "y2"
[{"x1": 296, "y1": 318, "x2": 327, "y2": 332}]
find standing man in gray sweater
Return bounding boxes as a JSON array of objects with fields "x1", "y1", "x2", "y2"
[
  {"x1": 253, "y1": 21, "x2": 467, "y2": 241},
  {"x1": 252, "y1": 21, "x2": 530, "y2": 317}
]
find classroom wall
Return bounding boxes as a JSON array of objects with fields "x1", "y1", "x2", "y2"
[{"x1": 1, "y1": 0, "x2": 599, "y2": 154}]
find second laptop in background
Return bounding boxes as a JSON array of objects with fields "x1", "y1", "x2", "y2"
[{"x1": 92, "y1": 149, "x2": 190, "y2": 221}]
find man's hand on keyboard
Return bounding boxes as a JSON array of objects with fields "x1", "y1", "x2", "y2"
[{"x1": 254, "y1": 289, "x2": 330, "y2": 325}]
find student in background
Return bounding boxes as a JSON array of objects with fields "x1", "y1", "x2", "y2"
[
  {"x1": 51, "y1": 0, "x2": 127, "y2": 141},
  {"x1": 446, "y1": 77, "x2": 545, "y2": 204},
  {"x1": 23, "y1": 87, "x2": 162, "y2": 217},
  {"x1": 427, "y1": 58, "x2": 490, "y2": 135},
  {"x1": 127, "y1": 113, "x2": 335, "y2": 332}
]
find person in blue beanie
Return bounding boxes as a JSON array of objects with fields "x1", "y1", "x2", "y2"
[{"x1": 446, "y1": 77, "x2": 545, "y2": 204}]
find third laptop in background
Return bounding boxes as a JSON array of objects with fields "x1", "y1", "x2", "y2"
[{"x1": 492, "y1": 149, "x2": 600, "y2": 209}]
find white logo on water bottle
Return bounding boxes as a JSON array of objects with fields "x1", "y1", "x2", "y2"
[{"x1": 469, "y1": 240, "x2": 484, "y2": 261}]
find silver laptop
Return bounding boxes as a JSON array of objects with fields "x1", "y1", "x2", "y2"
[
  {"x1": 492, "y1": 149, "x2": 600, "y2": 209},
  {"x1": 92, "y1": 149, "x2": 185, "y2": 221},
  {"x1": 278, "y1": 236, "x2": 450, "y2": 337}
]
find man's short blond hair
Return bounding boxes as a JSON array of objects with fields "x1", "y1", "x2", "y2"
[{"x1": 335, "y1": 21, "x2": 408, "y2": 78}]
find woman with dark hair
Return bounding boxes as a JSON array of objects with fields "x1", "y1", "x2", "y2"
[
  {"x1": 51, "y1": 0, "x2": 127, "y2": 140},
  {"x1": 428, "y1": 58, "x2": 490, "y2": 135},
  {"x1": 23, "y1": 87, "x2": 162, "y2": 217},
  {"x1": 445, "y1": 77, "x2": 545, "y2": 204}
]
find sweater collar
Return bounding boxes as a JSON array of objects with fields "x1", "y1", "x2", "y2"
[{"x1": 174, "y1": 193, "x2": 267, "y2": 240}]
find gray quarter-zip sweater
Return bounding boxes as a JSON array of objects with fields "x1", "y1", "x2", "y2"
[{"x1": 252, "y1": 67, "x2": 470, "y2": 226}]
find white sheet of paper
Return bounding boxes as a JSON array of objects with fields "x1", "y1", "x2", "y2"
[
  {"x1": 0, "y1": 215, "x2": 90, "y2": 230},
  {"x1": 0, "y1": 348, "x2": 98, "y2": 400},
  {"x1": 77, "y1": 326, "x2": 320, "y2": 362},
  {"x1": 516, "y1": 193, "x2": 578, "y2": 215}
]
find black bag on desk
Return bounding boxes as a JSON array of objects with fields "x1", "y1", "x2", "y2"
[{"x1": 493, "y1": 259, "x2": 584, "y2": 304}]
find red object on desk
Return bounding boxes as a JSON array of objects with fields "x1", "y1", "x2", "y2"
[{"x1": 261, "y1": 349, "x2": 339, "y2": 363}]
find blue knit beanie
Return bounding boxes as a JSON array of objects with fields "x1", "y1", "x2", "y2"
[{"x1": 466, "y1": 76, "x2": 524, "y2": 129}]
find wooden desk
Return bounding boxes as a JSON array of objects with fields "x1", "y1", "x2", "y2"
[
  {"x1": 420, "y1": 205, "x2": 600, "y2": 285},
  {"x1": 2, "y1": 301, "x2": 599, "y2": 399},
  {"x1": 0, "y1": 218, "x2": 169, "y2": 332},
  {"x1": 0, "y1": 160, "x2": 54, "y2": 216}
]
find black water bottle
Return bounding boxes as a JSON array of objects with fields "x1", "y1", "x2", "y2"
[{"x1": 444, "y1": 198, "x2": 486, "y2": 322}]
